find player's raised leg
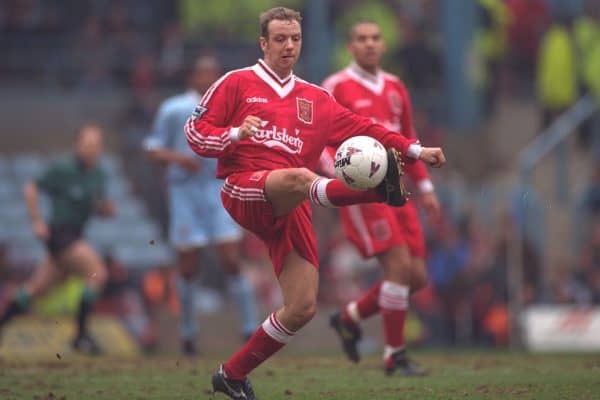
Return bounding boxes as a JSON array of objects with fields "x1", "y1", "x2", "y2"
[
  {"x1": 265, "y1": 163, "x2": 405, "y2": 219},
  {"x1": 264, "y1": 167, "x2": 378, "y2": 216}
]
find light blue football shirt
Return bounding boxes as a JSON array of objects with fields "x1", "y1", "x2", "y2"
[{"x1": 144, "y1": 90, "x2": 218, "y2": 185}]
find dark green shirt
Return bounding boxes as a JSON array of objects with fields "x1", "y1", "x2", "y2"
[{"x1": 36, "y1": 156, "x2": 107, "y2": 228}]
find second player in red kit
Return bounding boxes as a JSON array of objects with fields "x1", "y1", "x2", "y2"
[{"x1": 322, "y1": 20, "x2": 441, "y2": 376}]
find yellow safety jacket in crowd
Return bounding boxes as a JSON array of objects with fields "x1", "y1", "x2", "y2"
[
  {"x1": 476, "y1": 0, "x2": 510, "y2": 62},
  {"x1": 536, "y1": 25, "x2": 577, "y2": 110},
  {"x1": 574, "y1": 17, "x2": 600, "y2": 103}
]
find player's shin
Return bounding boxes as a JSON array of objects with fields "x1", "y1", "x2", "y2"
[
  {"x1": 223, "y1": 312, "x2": 294, "y2": 380},
  {"x1": 308, "y1": 178, "x2": 384, "y2": 208},
  {"x1": 379, "y1": 281, "x2": 409, "y2": 356}
]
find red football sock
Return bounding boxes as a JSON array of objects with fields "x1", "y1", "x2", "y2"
[
  {"x1": 379, "y1": 281, "x2": 409, "y2": 349},
  {"x1": 309, "y1": 178, "x2": 383, "y2": 208},
  {"x1": 223, "y1": 312, "x2": 294, "y2": 380},
  {"x1": 342, "y1": 281, "x2": 383, "y2": 325},
  {"x1": 357, "y1": 280, "x2": 383, "y2": 319}
]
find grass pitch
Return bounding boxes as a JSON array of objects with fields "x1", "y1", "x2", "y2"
[{"x1": 1, "y1": 351, "x2": 599, "y2": 399}]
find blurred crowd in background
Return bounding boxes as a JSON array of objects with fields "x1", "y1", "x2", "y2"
[{"x1": 1, "y1": 0, "x2": 600, "y2": 351}]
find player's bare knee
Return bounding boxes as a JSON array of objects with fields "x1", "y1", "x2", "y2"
[
  {"x1": 289, "y1": 297, "x2": 317, "y2": 324},
  {"x1": 285, "y1": 168, "x2": 315, "y2": 195}
]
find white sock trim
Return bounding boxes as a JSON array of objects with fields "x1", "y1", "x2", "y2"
[
  {"x1": 383, "y1": 345, "x2": 405, "y2": 360},
  {"x1": 346, "y1": 301, "x2": 361, "y2": 323},
  {"x1": 379, "y1": 281, "x2": 409, "y2": 310},
  {"x1": 309, "y1": 177, "x2": 335, "y2": 208},
  {"x1": 262, "y1": 312, "x2": 295, "y2": 344}
]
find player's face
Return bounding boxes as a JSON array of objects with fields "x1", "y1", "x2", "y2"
[
  {"x1": 348, "y1": 23, "x2": 385, "y2": 72},
  {"x1": 192, "y1": 64, "x2": 220, "y2": 94},
  {"x1": 76, "y1": 126, "x2": 104, "y2": 167},
  {"x1": 260, "y1": 19, "x2": 302, "y2": 78}
]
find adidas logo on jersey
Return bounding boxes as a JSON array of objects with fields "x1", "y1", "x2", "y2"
[{"x1": 246, "y1": 96, "x2": 269, "y2": 103}]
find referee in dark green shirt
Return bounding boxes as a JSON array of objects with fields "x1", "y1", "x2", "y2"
[{"x1": 0, "y1": 123, "x2": 116, "y2": 355}]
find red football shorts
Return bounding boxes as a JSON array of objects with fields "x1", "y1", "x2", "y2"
[
  {"x1": 339, "y1": 201, "x2": 425, "y2": 258},
  {"x1": 221, "y1": 170, "x2": 319, "y2": 277}
]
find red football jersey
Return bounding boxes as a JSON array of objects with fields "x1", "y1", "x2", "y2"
[
  {"x1": 322, "y1": 63, "x2": 431, "y2": 190},
  {"x1": 185, "y1": 59, "x2": 417, "y2": 179}
]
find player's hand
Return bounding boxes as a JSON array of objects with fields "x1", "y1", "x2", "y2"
[
  {"x1": 239, "y1": 115, "x2": 263, "y2": 139},
  {"x1": 178, "y1": 155, "x2": 202, "y2": 173},
  {"x1": 421, "y1": 192, "x2": 441, "y2": 219},
  {"x1": 32, "y1": 219, "x2": 50, "y2": 240},
  {"x1": 419, "y1": 147, "x2": 445, "y2": 168}
]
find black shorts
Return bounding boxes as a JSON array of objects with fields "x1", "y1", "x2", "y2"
[{"x1": 45, "y1": 224, "x2": 83, "y2": 257}]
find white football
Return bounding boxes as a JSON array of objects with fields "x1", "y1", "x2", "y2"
[{"x1": 334, "y1": 136, "x2": 388, "y2": 190}]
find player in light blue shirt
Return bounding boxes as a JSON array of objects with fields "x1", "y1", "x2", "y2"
[{"x1": 144, "y1": 55, "x2": 259, "y2": 355}]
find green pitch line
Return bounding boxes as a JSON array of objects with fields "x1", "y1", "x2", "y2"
[{"x1": 0, "y1": 352, "x2": 599, "y2": 399}]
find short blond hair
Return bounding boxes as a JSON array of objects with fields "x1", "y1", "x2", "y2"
[{"x1": 260, "y1": 7, "x2": 302, "y2": 38}]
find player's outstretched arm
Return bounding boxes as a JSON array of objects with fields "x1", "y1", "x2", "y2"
[{"x1": 329, "y1": 101, "x2": 446, "y2": 166}]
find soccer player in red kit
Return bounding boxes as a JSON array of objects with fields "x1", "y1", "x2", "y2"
[
  {"x1": 184, "y1": 8, "x2": 445, "y2": 399},
  {"x1": 321, "y1": 21, "x2": 441, "y2": 376}
]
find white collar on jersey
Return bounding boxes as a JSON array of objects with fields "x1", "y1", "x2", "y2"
[
  {"x1": 346, "y1": 62, "x2": 385, "y2": 95},
  {"x1": 252, "y1": 59, "x2": 296, "y2": 98}
]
